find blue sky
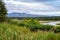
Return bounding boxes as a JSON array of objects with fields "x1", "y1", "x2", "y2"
[{"x1": 4, "y1": 0, "x2": 60, "y2": 16}]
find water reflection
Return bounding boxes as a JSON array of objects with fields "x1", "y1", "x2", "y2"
[{"x1": 41, "y1": 21, "x2": 60, "y2": 25}]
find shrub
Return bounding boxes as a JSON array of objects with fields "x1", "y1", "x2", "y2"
[
  {"x1": 18, "y1": 22, "x2": 25, "y2": 26},
  {"x1": 28, "y1": 24, "x2": 40, "y2": 31},
  {"x1": 25, "y1": 19, "x2": 41, "y2": 31},
  {"x1": 54, "y1": 26, "x2": 60, "y2": 33},
  {"x1": 8, "y1": 19, "x2": 18, "y2": 25},
  {"x1": 16, "y1": 19, "x2": 54, "y2": 31},
  {"x1": 42, "y1": 25, "x2": 53, "y2": 31},
  {"x1": 8, "y1": 19, "x2": 54, "y2": 32}
]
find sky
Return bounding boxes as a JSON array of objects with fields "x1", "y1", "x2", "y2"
[{"x1": 4, "y1": 0, "x2": 60, "y2": 16}]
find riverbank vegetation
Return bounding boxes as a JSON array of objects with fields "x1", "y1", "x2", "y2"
[
  {"x1": 8, "y1": 19, "x2": 60, "y2": 33},
  {"x1": 0, "y1": 19, "x2": 60, "y2": 40}
]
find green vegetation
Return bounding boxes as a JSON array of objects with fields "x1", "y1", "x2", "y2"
[
  {"x1": 0, "y1": 0, "x2": 7, "y2": 22},
  {"x1": 1, "y1": 0, "x2": 60, "y2": 40},
  {"x1": 15, "y1": 16, "x2": 60, "y2": 21},
  {"x1": 8, "y1": 19, "x2": 54, "y2": 31},
  {"x1": 8, "y1": 19, "x2": 60, "y2": 33},
  {"x1": 0, "y1": 21, "x2": 60, "y2": 40},
  {"x1": 54, "y1": 26, "x2": 60, "y2": 33}
]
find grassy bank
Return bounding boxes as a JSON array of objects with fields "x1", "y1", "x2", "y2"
[
  {"x1": 0, "y1": 19, "x2": 60, "y2": 40},
  {"x1": 0, "y1": 22, "x2": 60, "y2": 40}
]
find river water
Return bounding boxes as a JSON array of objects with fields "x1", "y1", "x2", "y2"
[{"x1": 41, "y1": 21, "x2": 60, "y2": 25}]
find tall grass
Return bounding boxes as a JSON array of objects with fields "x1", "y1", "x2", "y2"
[
  {"x1": 0, "y1": 23, "x2": 60, "y2": 40},
  {"x1": 0, "y1": 22, "x2": 60, "y2": 40},
  {"x1": 1, "y1": 19, "x2": 60, "y2": 40}
]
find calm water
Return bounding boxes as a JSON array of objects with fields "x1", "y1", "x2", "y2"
[{"x1": 42, "y1": 21, "x2": 60, "y2": 25}]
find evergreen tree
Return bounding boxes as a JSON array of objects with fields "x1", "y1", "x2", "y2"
[{"x1": 0, "y1": 0, "x2": 7, "y2": 22}]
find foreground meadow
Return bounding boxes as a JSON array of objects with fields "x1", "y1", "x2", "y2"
[{"x1": 0, "y1": 19, "x2": 60, "y2": 40}]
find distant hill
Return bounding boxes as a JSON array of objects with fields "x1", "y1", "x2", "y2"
[{"x1": 7, "y1": 12, "x2": 47, "y2": 18}]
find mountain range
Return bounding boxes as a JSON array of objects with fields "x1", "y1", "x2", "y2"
[{"x1": 7, "y1": 12, "x2": 47, "y2": 17}]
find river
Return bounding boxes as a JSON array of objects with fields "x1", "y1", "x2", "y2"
[{"x1": 40, "y1": 21, "x2": 60, "y2": 26}]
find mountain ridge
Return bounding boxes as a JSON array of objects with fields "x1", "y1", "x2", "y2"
[{"x1": 7, "y1": 12, "x2": 47, "y2": 17}]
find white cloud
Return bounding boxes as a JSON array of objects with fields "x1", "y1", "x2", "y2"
[{"x1": 4, "y1": 0, "x2": 60, "y2": 15}]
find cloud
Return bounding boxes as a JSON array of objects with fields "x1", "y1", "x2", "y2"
[
  {"x1": 44, "y1": 1, "x2": 60, "y2": 9},
  {"x1": 34, "y1": 0, "x2": 56, "y2": 2},
  {"x1": 4, "y1": 0, "x2": 60, "y2": 16},
  {"x1": 11, "y1": 0, "x2": 57, "y2": 2}
]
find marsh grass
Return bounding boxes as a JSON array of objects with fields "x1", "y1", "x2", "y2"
[
  {"x1": 1, "y1": 19, "x2": 60, "y2": 40},
  {"x1": 0, "y1": 22, "x2": 60, "y2": 40}
]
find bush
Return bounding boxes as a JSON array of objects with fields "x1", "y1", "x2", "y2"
[
  {"x1": 40, "y1": 25, "x2": 53, "y2": 31},
  {"x1": 8, "y1": 19, "x2": 18, "y2": 25},
  {"x1": 54, "y1": 26, "x2": 60, "y2": 33},
  {"x1": 25, "y1": 19, "x2": 41, "y2": 31},
  {"x1": 8, "y1": 19, "x2": 54, "y2": 32},
  {"x1": 18, "y1": 22, "x2": 25, "y2": 26},
  {"x1": 16, "y1": 19, "x2": 54, "y2": 31},
  {"x1": 28, "y1": 24, "x2": 40, "y2": 31}
]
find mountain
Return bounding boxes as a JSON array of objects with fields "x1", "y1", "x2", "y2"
[{"x1": 7, "y1": 12, "x2": 47, "y2": 18}]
